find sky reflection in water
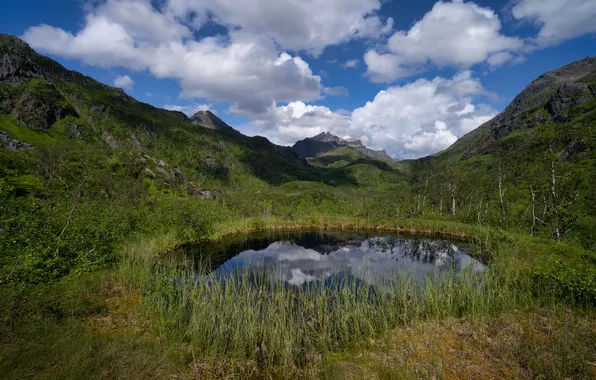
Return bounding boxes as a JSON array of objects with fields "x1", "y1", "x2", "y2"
[{"x1": 201, "y1": 234, "x2": 485, "y2": 287}]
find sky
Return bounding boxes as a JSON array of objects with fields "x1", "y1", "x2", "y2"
[{"x1": 1, "y1": 0, "x2": 595, "y2": 159}]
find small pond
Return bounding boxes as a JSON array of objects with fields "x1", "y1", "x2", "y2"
[{"x1": 178, "y1": 231, "x2": 485, "y2": 288}]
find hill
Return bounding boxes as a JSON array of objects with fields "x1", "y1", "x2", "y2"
[
  {"x1": 407, "y1": 56, "x2": 596, "y2": 247},
  {"x1": 293, "y1": 131, "x2": 393, "y2": 161},
  {"x1": 0, "y1": 34, "x2": 325, "y2": 190}
]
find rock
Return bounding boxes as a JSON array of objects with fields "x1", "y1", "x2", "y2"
[
  {"x1": 158, "y1": 159, "x2": 167, "y2": 167},
  {"x1": 190, "y1": 110, "x2": 236, "y2": 131},
  {"x1": 172, "y1": 167, "x2": 184, "y2": 178},
  {"x1": 0, "y1": 35, "x2": 44, "y2": 81},
  {"x1": 557, "y1": 140, "x2": 586, "y2": 161},
  {"x1": 535, "y1": 109, "x2": 550, "y2": 123},
  {"x1": 155, "y1": 166, "x2": 171, "y2": 178},
  {"x1": 0, "y1": 131, "x2": 33, "y2": 151},
  {"x1": 101, "y1": 131, "x2": 118, "y2": 148},
  {"x1": 194, "y1": 190, "x2": 221, "y2": 200},
  {"x1": 91, "y1": 104, "x2": 107, "y2": 115},
  {"x1": 9, "y1": 83, "x2": 79, "y2": 130},
  {"x1": 143, "y1": 168, "x2": 155, "y2": 178},
  {"x1": 293, "y1": 131, "x2": 393, "y2": 161},
  {"x1": 546, "y1": 82, "x2": 593, "y2": 122},
  {"x1": 129, "y1": 133, "x2": 142, "y2": 149},
  {"x1": 67, "y1": 123, "x2": 80, "y2": 139}
]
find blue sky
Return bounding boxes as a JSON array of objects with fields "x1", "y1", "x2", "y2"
[{"x1": 2, "y1": 0, "x2": 595, "y2": 158}]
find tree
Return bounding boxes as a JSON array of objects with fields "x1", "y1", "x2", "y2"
[
  {"x1": 440, "y1": 167, "x2": 458, "y2": 217},
  {"x1": 498, "y1": 158, "x2": 506, "y2": 223}
]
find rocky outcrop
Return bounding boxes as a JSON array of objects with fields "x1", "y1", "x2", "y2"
[
  {"x1": 545, "y1": 82, "x2": 592, "y2": 122},
  {"x1": 9, "y1": 85, "x2": 78, "y2": 130},
  {"x1": 0, "y1": 131, "x2": 33, "y2": 151},
  {"x1": 190, "y1": 110, "x2": 235, "y2": 131},
  {"x1": 448, "y1": 57, "x2": 596, "y2": 156},
  {"x1": 488, "y1": 58, "x2": 595, "y2": 141},
  {"x1": 557, "y1": 140, "x2": 587, "y2": 162},
  {"x1": 293, "y1": 132, "x2": 393, "y2": 161},
  {"x1": 0, "y1": 35, "x2": 44, "y2": 83}
]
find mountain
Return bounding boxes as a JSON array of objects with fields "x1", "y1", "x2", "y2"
[
  {"x1": 190, "y1": 110, "x2": 236, "y2": 132},
  {"x1": 441, "y1": 57, "x2": 596, "y2": 159},
  {"x1": 293, "y1": 132, "x2": 393, "y2": 162},
  {"x1": 0, "y1": 34, "x2": 317, "y2": 188},
  {"x1": 405, "y1": 56, "x2": 596, "y2": 248}
]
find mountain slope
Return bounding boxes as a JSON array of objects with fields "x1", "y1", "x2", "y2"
[
  {"x1": 293, "y1": 132, "x2": 393, "y2": 161},
  {"x1": 0, "y1": 34, "x2": 322, "y2": 189},
  {"x1": 441, "y1": 57, "x2": 596, "y2": 160},
  {"x1": 406, "y1": 56, "x2": 596, "y2": 248},
  {"x1": 190, "y1": 110, "x2": 237, "y2": 132}
]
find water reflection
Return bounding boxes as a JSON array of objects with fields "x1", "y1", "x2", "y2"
[{"x1": 181, "y1": 232, "x2": 485, "y2": 287}]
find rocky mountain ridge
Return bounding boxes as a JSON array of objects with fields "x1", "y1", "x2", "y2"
[
  {"x1": 445, "y1": 56, "x2": 596, "y2": 157},
  {"x1": 190, "y1": 110, "x2": 236, "y2": 132},
  {"x1": 293, "y1": 132, "x2": 393, "y2": 161}
]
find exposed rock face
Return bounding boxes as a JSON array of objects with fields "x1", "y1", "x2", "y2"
[
  {"x1": 0, "y1": 131, "x2": 33, "y2": 151},
  {"x1": 293, "y1": 132, "x2": 393, "y2": 161},
  {"x1": 448, "y1": 57, "x2": 596, "y2": 155},
  {"x1": 190, "y1": 110, "x2": 235, "y2": 131},
  {"x1": 557, "y1": 140, "x2": 587, "y2": 162},
  {"x1": 0, "y1": 35, "x2": 44, "y2": 82},
  {"x1": 9, "y1": 86, "x2": 78, "y2": 130},
  {"x1": 489, "y1": 57, "x2": 595, "y2": 140},
  {"x1": 545, "y1": 82, "x2": 592, "y2": 122}
]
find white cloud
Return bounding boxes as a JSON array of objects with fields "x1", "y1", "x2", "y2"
[
  {"x1": 511, "y1": 0, "x2": 596, "y2": 46},
  {"x1": 487, "y1": 52, "x2": 513, "y2": 68},
  {"x1": 251, "y1": 72, "x2": 497, "y2": 158},
  {"x1": 404, "y1": 121, "x2": 458, "y2": 153},
  {"x1": 365, "y1": 0, "x2": 523, "y2": 82},
  {"x1": 164, "y1": 103, "x2": 213, "y2": 116},
  {"x1": 248, "y1": 101, "x2": 351, "y2": 146},
  {"x1": 166, "y1": 0, "x2": 393, "y2": 55},
  {"x1": 323, "y1": 86, "x2": 349, "y2": 96},
  {"x1": 22, "y1": 1, "x2": 324, "y2": 115},
  {"x1": 113, "y1": 74, "x2": 134, "y2": 90},
  {"x1": 342, "y1": 59, "x2": 360, "y2": 69}
]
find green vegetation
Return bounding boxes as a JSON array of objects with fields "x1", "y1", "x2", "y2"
[{"x1": 0, "y1": 36, "x2": 595, "y2": 378}]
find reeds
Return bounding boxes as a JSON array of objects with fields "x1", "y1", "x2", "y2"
[{"x1": 130, "y1": 248, "x2": 530, "y2": 375}]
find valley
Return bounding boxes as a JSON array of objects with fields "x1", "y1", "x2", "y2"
[{"x1": 1, "y1": 34, "x2": 595, "y2": 379}]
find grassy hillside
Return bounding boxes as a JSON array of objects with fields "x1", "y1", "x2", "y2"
[{"x1": 405, "y1": 58, "x2": 596, "y2": 249}]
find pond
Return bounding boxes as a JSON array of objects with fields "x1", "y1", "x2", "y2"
[{"x1": 178, "y1": 230, "x2": 485, "y2": 288}]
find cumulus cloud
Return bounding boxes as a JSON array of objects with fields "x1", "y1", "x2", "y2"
[
  {"x1": 487, "y1": 52, "x2": 514, "y2": 68},
  {"x1": 323, "y1": 86, "x2": 349, "y2": 96},
  {"x1": 511, "y1": 0, "x2": 596, "y2": 46},
  {"x1": 251, "y1": 72, "x2": 497, "y2": 158},
  {"x1": 166, "y1": 0, "x2": 393, "y2": 55},
  {"x1": 248, "y1": 101, "x2": 351, "y2": 146},
  {"x1": 113, "y1": 74, "x2": 134, "y2": 90},
  {"x1": 365, "y1": 0, "x2": 523, "y2": 82},
  {"x1": 342, "y1": 59, "x2": 360, "y2": 69},
  {"x1": 22, "y1": 0, "x2": 325, "y2": 115}
]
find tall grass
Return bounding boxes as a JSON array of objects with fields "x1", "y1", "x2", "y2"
[{"x1": 119, "y1": 233, "x2": 535, "y2": 376}]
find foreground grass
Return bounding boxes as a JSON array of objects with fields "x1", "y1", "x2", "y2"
[
  {"x1": 1, "y1": 218, "x2": 595, "y2": 379},
  {"x1": 322, "y1": 308, "x2": 596, "y2": 379}
]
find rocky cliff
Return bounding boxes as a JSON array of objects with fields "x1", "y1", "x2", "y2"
[{"x1": 293, "y1": 132, "x2": 393, "y2": 161}]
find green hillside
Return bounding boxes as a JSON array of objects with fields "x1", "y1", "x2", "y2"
[{"x1": 308, "y1": 146, "x2": 365, "y2": 168}]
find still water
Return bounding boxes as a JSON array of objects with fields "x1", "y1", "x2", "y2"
[{"x1": 179, "y1": 231, "x2": 485, "y2": 288}]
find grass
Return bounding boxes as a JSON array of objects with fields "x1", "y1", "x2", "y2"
[
  {"x1": 322, "y1": 308, "x2": 596, "y2": 379},
  {"x1": 0, "y1": 115, "x2": 79, "y2": 147},
  {"x1": 1, "y1": 219, "x2": 595, "y2": 379},
  {"x1": 109, "y1": 219, "x2": 593, "y2": 378}
]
